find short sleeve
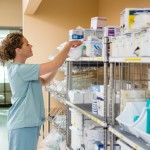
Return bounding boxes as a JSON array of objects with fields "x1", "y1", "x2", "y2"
[{"x1": 17, "y1": 64, "x2": 40, "y2": 81}]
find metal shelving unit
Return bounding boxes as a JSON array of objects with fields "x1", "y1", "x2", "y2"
[
  {"x1": 45, "y1": 64, "x2": 68, "y2": 135},
  {"x1": 65, "y1": 101, "x2": 107, "y2": 127},
  {"x1": 65, "y1": 37, "x2": 110, "y2": 150},
  {"x1": 109, "y1": 57, "x2": 150, "y2": 150},
  {"x1": 109, "y1": 126, "x2": 150, "y2": 150},
  {"x1": 65, "y1": 56, "x2": 109, "y2": 149},
  {"x1": 110, "y1": 57, "x2": 150, "y2": 64},
  {"x1": 46, "y1": 37, "x2": 111, "y2": 149}
]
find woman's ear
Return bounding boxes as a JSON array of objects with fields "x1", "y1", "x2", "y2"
[{"x1": 15, "y1": 48, "x2": 22, "y2": 55}]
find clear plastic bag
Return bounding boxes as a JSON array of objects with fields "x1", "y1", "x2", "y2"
[{"x1": 41, "y1": 128, "x2": 64, "y2": 150}]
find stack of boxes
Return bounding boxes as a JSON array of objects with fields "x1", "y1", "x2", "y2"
[
  {"x1": 68, "y1": 90, "x2": 96, "y2": 104},
  {"x1": 111, "y1": 8, "x2": 150, "y2": 58},
  {"x1": 68, "y1": 16, "x2": 120, "y2": 59},
  {"x1": 120, "y1": 8, "x2": 150, "y2": 33}
]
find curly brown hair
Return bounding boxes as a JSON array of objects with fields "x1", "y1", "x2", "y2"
[{"x1": 0, "y1": 32, "x2": 23, "y2": 65}]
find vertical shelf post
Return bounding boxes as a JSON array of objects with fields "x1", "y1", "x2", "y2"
[{"x1": 66, "y1": 61, "x2": 73, "y2": 147}]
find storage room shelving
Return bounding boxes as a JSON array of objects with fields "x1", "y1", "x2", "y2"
[
  {"x1": 46, "y1": 52, "x2": 150, "y2": 150},
  {"x1": 45, "y1": 63, "x2": 67, "y2": 135},
  {"x1": 109, "y1": 57, "x2": 150, "y2": 150},
  {"x1": 65, "y1": 35, "x2": 110, "y2": 149},
  {"x1": 45, "y1": 36, "x2": 116, "y2": 150}
]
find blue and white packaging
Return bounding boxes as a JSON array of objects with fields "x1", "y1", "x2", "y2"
[
  {"x1": 97, "y1": 96, "x2": 104, "y2": 117},
  {"x1": 92, "y1": 99, "x2": 98, "y2": 114},
  {"x1": 69, "y1": 29, "x2": 83, "y2": 41},
  {"x1": 94, "y1": 141, "x2": 120, "y2": 150},
  {"x1": 86, "y1": 40, "x2": 102, "y2": 57}
]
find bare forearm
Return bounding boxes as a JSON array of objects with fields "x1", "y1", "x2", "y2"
[
  {"x1": 52, "y1": 42, "x2": 72, "y2": 69},
  {"x1": 40, "y1": 71, "x2": 57, "y2": 85},
  {"x1": 39, "y1": 41, "x2": 82, "y2": 76}
]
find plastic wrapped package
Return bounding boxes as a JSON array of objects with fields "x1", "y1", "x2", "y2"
[
  {"x1": 86, "y1": 37, "x2": 103, "y2": 57},
  {"x1": 48, "y1": 42, "x2": 67, "y2": 61},
  {"x1": 68, "y1": 44, "x2": 83, "y2": 60},
  {"x1": 41, "y1": 129, "x2": 64, "y2": 150}
]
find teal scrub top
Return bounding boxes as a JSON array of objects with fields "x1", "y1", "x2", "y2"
[{"x1": 7, "y1": 62, "x2": 45, "y2": 130}]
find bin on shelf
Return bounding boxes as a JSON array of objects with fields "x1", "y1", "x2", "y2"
[
  {"x1": 135, "y1": 100, "x2": 150, "y2": 144},
  {"x1": 116, "y1": 102, "x2": 145, "y2": 137},
  {"x1": 135, "y1": 108, "x2": 150, "y2": 144}
]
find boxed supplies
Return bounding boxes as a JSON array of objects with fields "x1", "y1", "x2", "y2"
[
  {"x1": 95, "y1": 29, "x2": 104, "y2": 39},
  {"x1": 110, "y1": 37, "x2": 118, "y2": 57},
  {"x1": 120, "y1": 89, "x2": 146, "y2": 111},
  {"x1": 96, "y1": 88, "x2": 110, "y2": 117},
  {"x1": 86, "y1": 40, "x2": 102, "y2": 57},
  {"x1": 125, "y1": 33, "x2": 134, "y2": 57},
  {"x1": 83, "y1": 29, "x2": 95, "y2": 40},
  {"x1": 110, "y1": 33, "x2": 136, "y2": 58},
  {"x1": 70, "y1": 126, "x2": 83, "y2": 150},
  {"x1": 84, "y1": 127, "x2": 104, "y2": 150},
  {"x1": 132, "y1": 32, "x2": 141, "y2": 56},
  {"x1": 68, "y1": 90, "x2": 96, "y2": 104},
  {"x1": 83, "y1": 92, "x2": 96, "y2": 103},
  {"x1": 69, "y1": 29, "x2": 83, "y2": 41},
  {"x1": 97, "y1": 96, "x2": 104, "y2": 117},
  {"x1": 68, "y1": 90, "x2": 84, "y2": 104},
  {"x1": 70, "y1": 108, "x2": 90, "y2": 130},
  {"x1": 140, "y1": 28, "x2": 150, "y2": 56},
  {"x1": 120, "y1": 8, "x2": 150, "y2": 33},
  {"x1": 91, "y1": 17, "x2": 107, "y2": 29},
  {"x1": 70, "y1": 108, "x2": 83, "y2": 130},
  {"x1": 121, "y1": 90, "x2": 146, "y2": 99},
  {"x1": 86, "y1": 36, "x2": 102, "y2": 57},
  {"x1": 94, "y1": 141, "x2": 120, "y2": 150},
  {"x1": 92, "y1": 99, "x2": 98, "y2": 114},
  {"x1": 117, "y1": 35, "x2": 128, "y2": 57},
  {"x1": 103, "y1": 26, "x2": 120, "y2": 37}
]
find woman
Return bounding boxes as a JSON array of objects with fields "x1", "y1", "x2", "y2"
[{"x1": 0, "y1": 32, "x2": 82, "y2": 150}]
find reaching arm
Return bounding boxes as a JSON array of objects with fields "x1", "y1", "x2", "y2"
[
  {"x1": 39, "y1": 40, "x2": 82, "y2": 76},
  {"x1": 39, "y1": 71, "x2": 57, "y2": 86}
]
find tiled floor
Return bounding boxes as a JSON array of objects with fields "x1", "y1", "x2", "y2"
[{"x1": 0, "y1": 108, "x2": 8, "y2": 150}]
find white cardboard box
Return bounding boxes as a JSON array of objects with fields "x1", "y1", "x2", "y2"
[
  {"x1": 120, "y1": 8, "x2": 150, "y2": 33},
  {"x1": 91, "y1": 17, "x2": 107, "y2": 29}
]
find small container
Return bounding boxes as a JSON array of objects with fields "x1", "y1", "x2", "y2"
[{"x1": 69, "y1": 29, "x2": 83, "y2": 41}]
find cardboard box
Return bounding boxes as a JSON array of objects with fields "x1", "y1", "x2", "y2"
[
  {"x1": 120, "y1": 8, "x2": 150, "y2": 33},
  {"x1": 91, "y1": 17, "x2": 107, "y2": 29},
  {"x1": 83, "y1": 29, "x2": 95, "y2": 40},
  {"x1": 69, "y1": 29, "x2": 83, "y2": 41},
  {"x1": 103, "y1": 26, "x2": 120, "y2": 37}
]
